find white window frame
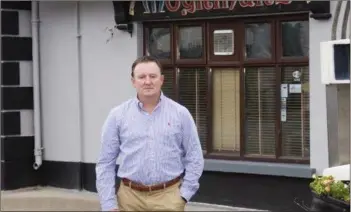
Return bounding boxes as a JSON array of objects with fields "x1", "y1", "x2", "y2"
[{"x1": 320, "y1": 38, "x2": 350, "y2": 84}]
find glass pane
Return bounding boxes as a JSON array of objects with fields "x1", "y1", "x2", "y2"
[
  {"x1": 245, "y1": 23, "x2": 271, "y2": 59},
  {"x1": 148, "y1": 28, "x2": 171, "y2": 59},
  {"x1": 161, "y1": 69, "x2": 175, "y2": 100},
  {"x1": 212, "y1": 69, "x2": 240, "y2": 153},
  {"x1": 334, "y1": 44, "x2": 350, "y2": 80},
  {"x1": 213, "y1": 30, "x2": 234, "y2": 56},
  {"x1": 281, "y1": 67, "x2": 310, "y2": 158},
  {"x1": 178, "y1": 26, "x2": 203, "y2": 59},
  {"x1": 281, "y1": 21, "x2": 309, "y2": 57},
  {"x1": 178, "y1": 69, "x2": 207, "y2": 150},
  {"x1": 245, "y1": 67, "x2": 276, "y2": 156}
]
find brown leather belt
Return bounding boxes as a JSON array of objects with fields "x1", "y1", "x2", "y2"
[{"x1": 121, "y1": 176, "x2": 182, "y2": 192}]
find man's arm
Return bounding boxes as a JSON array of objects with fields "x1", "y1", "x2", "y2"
[
  {"x1": 96, "y1": 109, "x2": 121, "y2": 211},
  {"x1": 179, "y1": 108, "x2": 205, "y2": 202}
]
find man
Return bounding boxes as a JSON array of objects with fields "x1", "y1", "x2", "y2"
[{"x1": 95, "y1": 56, "x2": 204, "y2": 211}]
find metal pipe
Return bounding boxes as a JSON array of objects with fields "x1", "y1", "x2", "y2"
[
  {"x1": 76, "y1": 1, "x2": 85, "y2": 169},
  {"x1": 32, "y1": 1, "x2": 44, "y2": 170}
]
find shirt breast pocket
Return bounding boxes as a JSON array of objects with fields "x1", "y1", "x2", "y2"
[{"x1": 161, "y1": 124, "x2": 182, "y2": 148}]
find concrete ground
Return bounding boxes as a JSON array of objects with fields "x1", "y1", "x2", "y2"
[{"x1": 1, "y1": 186, "x2": 268, "y2": 211}]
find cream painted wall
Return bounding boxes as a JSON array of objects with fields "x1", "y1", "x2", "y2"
[
  {"x1": 39, "y1": 1, "x2": 139, "y2": 163},
  {"x1": 38, "y1": 1, "x2": 338, "y2": 175}
]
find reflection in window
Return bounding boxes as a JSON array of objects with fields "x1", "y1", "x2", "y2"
[
  {"x1": 281, "y1": 21, "x2": 309, "y2": 57},
  {"x1": 245, "y1": 23, "x2": 271, "y2": 59},
  {"x1": 179, "y1": 26, "x2": 203, "y2": 59},
  {"x1": 334, "y1": 44, "x2": 350, "y2": 80},
  {"x1": 148, "y1": 28, "x2": 171, "y2": 59}
]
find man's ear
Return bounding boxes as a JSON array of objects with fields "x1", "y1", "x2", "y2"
[{"x1": 131, "y1": 77, "x2": 136, "y2": 87}]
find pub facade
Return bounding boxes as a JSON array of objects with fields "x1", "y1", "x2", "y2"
[
  {"x1": 1, "y1": 1, "x2": 349, "y2": 211},
  {"x1": 113, "y1": 0, "x2": 334, "y2": 168},
  {"x1": 123, "y1": 0, "x2": 314, "y2": 163}
]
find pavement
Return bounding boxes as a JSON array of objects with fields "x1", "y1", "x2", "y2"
[{"x1": 1, "y1": 186, "x2": 268, "y2": 211}]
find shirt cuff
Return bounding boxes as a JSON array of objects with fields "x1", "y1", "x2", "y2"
[{"x1": 180, "y1": 187, "x2": 194, "y2": 202}]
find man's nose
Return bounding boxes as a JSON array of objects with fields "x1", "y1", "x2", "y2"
[{"x1": 144, "y1": 76, "x2": 152, "y2": 84}]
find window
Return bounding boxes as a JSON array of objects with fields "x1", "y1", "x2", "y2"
[
  {"x1": 245, "y1": 23, "x2": 272, "y2": 59},
  {"x1": 333, "y1": 43, "x2": 350, "y2": 80},
  {"x1": 281, "y1": 21, "x2": 309, "y2": 57},
  {"x1": 148, "y1": 28, "x2": 171, "y2": 59},
  {"x1": 162, "y1": 69, "x2": 175, "y2": 100},
  {"x1": 178, "y1": 26, "x2": 203, "y2": 59},
  {"x1": 212, "y1": 69, "x2": 240, "y2": 153},
  {"x1": 144, "y1": 15, "x2": 309, "y2": 164},
  {"x1": 245, "y1": 67, "x2": 276, "y2": 157},
  {"x1": 178, "y1": 69, "x2": 208, "y2": 150},
  {"x1": 280, "y1": 67, "x2": 310, "y2": 159}
]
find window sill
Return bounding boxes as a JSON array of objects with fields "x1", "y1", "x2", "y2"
[{"x1": 204, "y1": 159, "x2": 315, "y2": 178}]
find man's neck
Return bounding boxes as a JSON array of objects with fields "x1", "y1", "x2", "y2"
[{"x1": 138, "y1": 92, "x2": 161, "y2": 109}]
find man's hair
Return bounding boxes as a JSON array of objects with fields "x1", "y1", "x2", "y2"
[{"x1": 131, "y1": 55, "x2": 163, "y2": 77}]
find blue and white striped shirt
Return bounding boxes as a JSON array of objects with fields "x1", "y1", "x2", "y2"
[{"x1": 95, "y1": 93, "x2": 205, "y2": 211}]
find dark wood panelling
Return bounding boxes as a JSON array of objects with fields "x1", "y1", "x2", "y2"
[
  {"x1": 2, "y1": 62, "x2": 20, "y2": 85},
  {"x1": 1, "y1": 111, "x2": 21, "y2": 135},
  {"x1": 1, "y1": 136, "x2": 34, "y2": 161},
  {"x1": 2, "y1": 37, "x2": 32, "y2": 61},
  {"x1": 1, "y1": 160, "x2": 39, "y2": 190},
  {"x1": 1, "y1": 10, "x2": 19, "y2": 35},
  {"x1": 1, "y1": 87, "x2": 34, "y2": 110},
  {"x1": 1, "y1": 1, "x2": 32, "y2": 10}
]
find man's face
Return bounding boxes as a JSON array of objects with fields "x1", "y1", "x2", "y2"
[{"x1": 132, "y1": 61, "x2": 164, "y2": 98}]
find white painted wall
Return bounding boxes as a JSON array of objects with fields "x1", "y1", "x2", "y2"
[
  {"x1": 309, "y1": 1, "x2": 340, "y2": 174},
  {"x1": 39, "y1": 2, "x2": 139, "y2": 163},
  {"x1": 38, "y1": 1, "x2": 338, "y2": 175}
]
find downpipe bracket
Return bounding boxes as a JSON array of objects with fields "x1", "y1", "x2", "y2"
[
  {"x1": 33, "y1": 147, "x2": 44, "y2": 170},
  {"x1": 34, "y1": 147, "x2": 44, "y2": 156}
]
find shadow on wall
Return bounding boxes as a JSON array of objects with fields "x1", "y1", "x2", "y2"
[{"x1": 336, "y1": 84, "x2": 350, "y2": 166}]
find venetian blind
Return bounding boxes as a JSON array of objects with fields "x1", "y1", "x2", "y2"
[
  {"x1": 162, "y1": 69, "x2": 175, "y2": 100},
  {"x1": 212, "y1": 69, "x2": 240, "y2": 152},
  {"x1": 178, "y1": 69, "x2": 207, "y2": 150},
  {"x1": 245, "y1": 67, "x2": 276, "y2": 156},
  {"x1": 281, "y1": 67, "x2": 310, "y2": 158}
]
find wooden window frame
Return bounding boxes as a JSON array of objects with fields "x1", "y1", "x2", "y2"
[
  {"x1": 207, "y1": 23, "x2": 240, "y2": 66},
  {"x1": 143, "y1": 23, "x2": 174, "y2": 66},
  {"x1": 143, "y1": 13, "x2": 309, "y2": 164},
  {"x1": 174, "y1": 21, "x2": 207, "y2": 65}
]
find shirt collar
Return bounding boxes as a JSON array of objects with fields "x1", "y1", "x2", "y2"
[{"x1": 134, "y1": 92, "x2": 164, "y2": 110}]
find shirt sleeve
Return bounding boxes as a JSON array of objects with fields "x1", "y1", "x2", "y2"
[
  {"x1": 179, "y1": 107, "x2": 205, "y2": 202},
  {"x1": 95, "y1": 109, "x2": 121, "y2": 211}
]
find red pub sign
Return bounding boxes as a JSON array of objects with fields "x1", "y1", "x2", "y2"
[{"x1": 128, "y1": 0, "x2": 311, "y2": 21}]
